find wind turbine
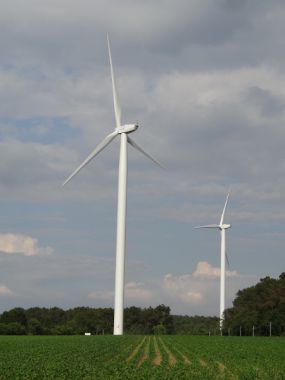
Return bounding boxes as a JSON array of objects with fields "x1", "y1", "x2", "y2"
[
  {"x1": 195, "y1": 191, "x2": 231, "y2": 333},
  {"x1": 63, "y1": 37, "x2": 162, "y2": 335}
]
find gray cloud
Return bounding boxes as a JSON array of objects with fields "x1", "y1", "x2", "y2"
[{"x1": 0, "y1": 0, "x2": 284, "y2": 313}]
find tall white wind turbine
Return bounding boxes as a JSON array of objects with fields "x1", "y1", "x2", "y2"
[
  {"x1": 63, "y1": 37, "x2": 162, "y2": 335},
  {"x1": 195, "y1": 191, "x2": 231, "y2": 333}
]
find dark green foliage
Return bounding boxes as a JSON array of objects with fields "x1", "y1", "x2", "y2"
[
  {"x1": 28, "y1": 318, "x2": 43, "y2": 335},
  {"x1": 1, "y1": 307, "x2": 27, "y2": 326},
  {"x1": 4, "y1": 322, "x2": 26, "y2": 335},
  {"x1": 224, "y1": 272, "x2": 285, "y2": 335},
  {"x1": 0, "y1": 304, "x2": 173, "y2": 335},
  {"x1": 153, "y1": 324, "x2": 166, "y2": 335},
  {"x1": 0, "y1": 323, "x2": 9, "y2": 334},
  {"x1": 124, "y1": 304, "x2": 173, "y2": 334},
  {"x1": 173, "y1": 315, "x2": 219, "y2": 335},
  {"x1": 124, "y1": 306, "x2": 143, "y2": 333}
]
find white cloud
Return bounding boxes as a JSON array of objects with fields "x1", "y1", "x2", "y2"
[
  {"x1": 0, "y1": 284, "x2": 14, "y2": 296},
  {"x1": 88, "y1": 290, "x2": 114, "y2": 301},
  {"x1": 87, "y1": 261, "x2": 257, "y2": 314},
  {"x1": 0, "y1": 233, "x2": 53, "y2": 256},
  {"x1": 88, "y1": 282, "x2": 153, "y2": 304},
  {"x1": 193, "y1": 261, "x2": 238, "y2": 279},
  {"x1": 162, "y1": 273, "x2": 204, "y2": 306},
  {"x1": 125, "y1": 282, "x2": 153, "y2": 303},
  {"x1": 180, "y1": 291, "x2": 203, "y2": 304},
  {"x1": 159, "y1": 261, "x2": 257, "y2": 314},
  {"x1": 86, "y1": 261, "x2": 254, "y2": 314}
]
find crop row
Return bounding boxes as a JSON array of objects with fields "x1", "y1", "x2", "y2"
[{"x1": 0, "y1": 335, "x2": 284, "y2": 379}]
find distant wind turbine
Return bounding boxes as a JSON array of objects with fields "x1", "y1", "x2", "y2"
[
  {"x1": 63, "y1": 36, "x2": 162, "y2": 335},
  {"x1": 195, "y1": 191, "x2": 231, "y2": 332}
]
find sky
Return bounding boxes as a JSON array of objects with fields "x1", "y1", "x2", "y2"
[{"x1": 0, "y1": 0, "x2": 284, "y2": 316}]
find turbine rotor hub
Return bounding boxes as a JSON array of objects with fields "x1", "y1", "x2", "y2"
[{"x1": 117, "y1": 124, "x2": 138, "y2": 134}]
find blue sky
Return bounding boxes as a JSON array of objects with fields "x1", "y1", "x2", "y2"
[{"x1": 0, "y1": 0, "x2": 284, "y2": 315}]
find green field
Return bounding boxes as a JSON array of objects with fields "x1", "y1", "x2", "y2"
[{"x1": 0, "y1": 335, "x2": 284, "y2": 379}]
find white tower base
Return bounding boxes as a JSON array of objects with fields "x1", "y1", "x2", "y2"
[
  {"x1": 113, "y1": 133, "x2": 128, "y2": 335},
  {"x1": 220, "y1": 228, "x2": 226, "y2": 334}
]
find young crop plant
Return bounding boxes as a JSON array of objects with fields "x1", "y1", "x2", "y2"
[{"x1": 0, "y1": 335, "x2": 284, "y2": 379}]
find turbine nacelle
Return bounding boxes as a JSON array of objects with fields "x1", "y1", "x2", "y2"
[
  {"x1": 117, "y1": 124, "x2": 138, "y2": 134},
  {"x1": 220, "y1": 223, "x2": 231, "y2": 230}
]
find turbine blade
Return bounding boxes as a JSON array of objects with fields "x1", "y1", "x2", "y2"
[
  {"x1": 107, "y1": 35, "x2": 121, "y2": 129},
  {"x1": 194, "y1": 224, "x2": 220, "y2": 229},
  {"x1": 226, "y1": 251, "x2": 231, "y2": 270},
  {"x1": 62, "y1": 131, "x2": 118, "y2": 186},
  {"x1": 220, "y1": 190, "x2": 230, "y2": 225},
  {"x1": 127, "y1": 136, "x2": 164, "y2": 169}
]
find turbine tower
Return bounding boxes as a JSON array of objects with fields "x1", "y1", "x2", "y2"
[
  {"x1": 195, "y1": 191, "x2": 231, "y2": 333},
  {"x1": 63, "y1": 37, "x2": 161, "y2": 335}
]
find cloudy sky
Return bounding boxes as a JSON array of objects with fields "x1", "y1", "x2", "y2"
[{"x1": 0, "y1": 0, "x2": 284, "y2": 316}]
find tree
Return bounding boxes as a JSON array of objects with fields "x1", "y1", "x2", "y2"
[
  {"x1": 1, "y1": 307, "x2": 27, "y2": 327},
  {"x1": 172, "y1": 315, "x2": 219, "y2": 335},
  {"x1": 0, "y1": 323, "x2": 8, "y2": 334},
  {"x1": 153, "y1": 324, "x2": 166, "y2": 335},
  {"x1": 28, "y1": 318, "x2": 43, "y2": 335},
  {"x1": 224, "y1": 272, "x2": 285, "y2": 336},
  {"x1": 6, "y1": 322, "x2": 26, "y2": 335}
]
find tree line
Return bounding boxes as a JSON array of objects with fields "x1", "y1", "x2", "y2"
[
  {"x1": 0, "y1": 304, "x2": 219, "y2": 335},
  {"x1": 0, "y1": 304, "x2": 174, "y2": 335},
  {"x1": 223, "y1": 272, "x2": 285, "y2": 336}
]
